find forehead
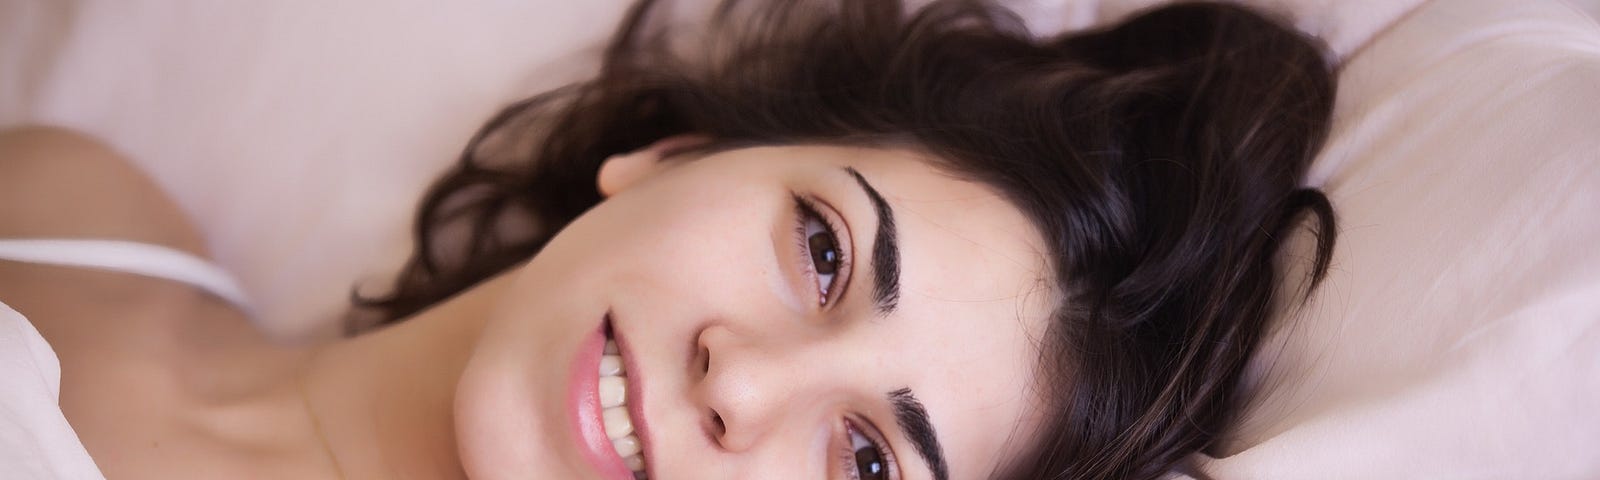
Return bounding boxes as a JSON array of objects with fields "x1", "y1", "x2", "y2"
[
  {"x1": 852, "y1": 147, "x2": 1056, "y2": 478},
  {"x1": 714, "y1": 144, "x2": 1059, "y2": 477}
]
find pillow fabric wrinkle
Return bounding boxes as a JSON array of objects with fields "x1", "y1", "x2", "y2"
[{"x1": 1196, "y1": 0, "x2": 1600, "y2": 477}]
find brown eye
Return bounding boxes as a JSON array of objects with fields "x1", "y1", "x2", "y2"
[
  {"x1": 796, "y1": 195, "x2": 845, "y2": 303},
  {"x1": 809, "y1": 232, "x2": 839, "y2": 275},
  {"x1": 844, "y1": 419, "x2": 893, "y2": 480},
  {"x1": 855, "y1": 445, "x2": 887, "y2": 480}
]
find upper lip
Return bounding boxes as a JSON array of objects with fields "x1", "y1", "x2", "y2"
[{"x1": 610, "y1": 315, "x2": 655, "y2": 479}]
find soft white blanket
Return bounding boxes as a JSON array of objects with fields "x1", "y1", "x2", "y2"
[{"x1": 0, "y1": 302, "x2": 103, "y2": 479}]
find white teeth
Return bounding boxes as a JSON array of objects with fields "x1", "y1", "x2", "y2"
[
  {"x1": 612, "y1": 434, "x2": 642, "y2": 457},
  {"x1": 624, "y1": 454, "x2": 645, "y2": 472},
  {"x1": 600, "y1": 333, "x2": 645, "y2": 476},
  {"x1": 598, "y1": 376, "x2": 627, "y2": 408},
  {"x1": 603, "y1": 406, "x2": 633, "y2": 439},
  {"x1": 599, "y1": 355, "x2": 625, "y2": 376}
]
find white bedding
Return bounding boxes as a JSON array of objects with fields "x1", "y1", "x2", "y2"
[
  {"x1": 2, "y1": 0, "x2": 1599, "y2": 478},
  {"x1": 0, "y1": 301, "x2": 103, "y2": 479},
  {"x1": 1196, "y1": 0, "x2": 1600, "y2": 476}
]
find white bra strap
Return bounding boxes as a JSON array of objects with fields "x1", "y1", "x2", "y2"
[{"x1": 0, "y1": 239, "x2": 252, "y2": 312}]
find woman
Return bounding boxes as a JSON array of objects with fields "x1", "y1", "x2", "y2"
[{"x1": 0, "y1": 0, "x2": 1336, "y2": 478}]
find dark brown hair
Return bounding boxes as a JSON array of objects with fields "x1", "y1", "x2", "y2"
[{"x1": 355, "y1": 1, "x2": 1338, "y2": 478}]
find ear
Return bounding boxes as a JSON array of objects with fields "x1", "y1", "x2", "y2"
[{"x1": 597, "y1": 135, "x2": 714, "y2": 197}]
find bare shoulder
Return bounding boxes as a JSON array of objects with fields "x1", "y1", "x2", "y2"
[
  {"x1": 0, "y1": 125, "x2": 207, "y2": 256},
  {"x1": 0, "y1": 129, "x2": 275, "y2": 460},
  {"x1": 0, "y1": 126, "x2": 218, "y2": 345}
]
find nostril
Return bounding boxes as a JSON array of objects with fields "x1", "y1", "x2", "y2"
[
  {"x1": 699, "y1": 345, "x2": 711, "y2": 376},
  {"x1": 703, "y1": 410, "x2": 728, "y2": 448},
  {"x1": 691, "y1": 326, "x2": 712, "y2": 380}
]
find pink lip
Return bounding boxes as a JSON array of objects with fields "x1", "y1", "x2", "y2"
[{"x1": 569, "y1": 317, "x2": 636, "y2": 480}]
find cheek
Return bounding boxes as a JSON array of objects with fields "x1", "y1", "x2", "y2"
[
  {"x1": 553, "y1": 176, "x2": 802, "y2": 317},
  {"x1": 454, "y1": 169, "x2": 802, "y2": 477},
  {"x1": 455, "y1": 170, "x2": 813, "y2": 473}
]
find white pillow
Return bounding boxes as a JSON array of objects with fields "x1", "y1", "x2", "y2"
[{"x1": 1197, "y1": 0, "x2": 1600, "y2": 477}]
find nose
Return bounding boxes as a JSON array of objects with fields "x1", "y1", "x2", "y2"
[{"x1": 692, "y1": 323, "x2": 821, "y2": 452}]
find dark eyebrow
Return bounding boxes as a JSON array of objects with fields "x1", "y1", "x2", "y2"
[
  {"x1": 843, "y1": 167, "x2": 900, "y2": 315},
  {"x1": 889, "y1": 388, "x2": 949, "y2": 480}
]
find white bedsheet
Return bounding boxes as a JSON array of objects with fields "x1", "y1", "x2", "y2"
[{"x1": 0, "y1": 301, "x2": 103, "y2": 480}]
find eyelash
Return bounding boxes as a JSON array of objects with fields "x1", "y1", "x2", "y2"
[
  {"x1": 792, "y1": 194, "x2": 850, "y2": 307},
  {"x1": 840, "y1": 417, "x2": 899, "y2": 480}
]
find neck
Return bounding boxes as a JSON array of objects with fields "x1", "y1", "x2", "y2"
[{"x1": 290, "y1": 273, "x2": 514, "y2": 479}]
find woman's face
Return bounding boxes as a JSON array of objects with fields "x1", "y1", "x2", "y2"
[{"x1": 455, "y1": 144, "x2": 1056, "y2": 480}]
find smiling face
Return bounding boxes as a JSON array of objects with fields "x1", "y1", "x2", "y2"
[{"x1": 453, "y1": 144, "x2": 1057, "y2": 480}]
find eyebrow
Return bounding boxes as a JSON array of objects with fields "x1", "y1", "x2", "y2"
[
  {"x1": 889, "y1": 388, "x2": 950, "y2": 480},
  {"x1": 842, "y1": 167, "x2": 900, "y2": 315}
]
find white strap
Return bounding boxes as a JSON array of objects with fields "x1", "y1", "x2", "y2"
[{"x1": 0, "y1": 239, "x2": 252, "y2": 312}]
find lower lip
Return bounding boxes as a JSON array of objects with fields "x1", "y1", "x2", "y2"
[{"x1": 569, "y1": 317, "x2": 636, "y2": 480}]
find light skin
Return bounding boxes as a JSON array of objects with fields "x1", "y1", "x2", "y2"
[{"x1": 2, "y1": 128, "x2": 1057, "y2": 479}]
